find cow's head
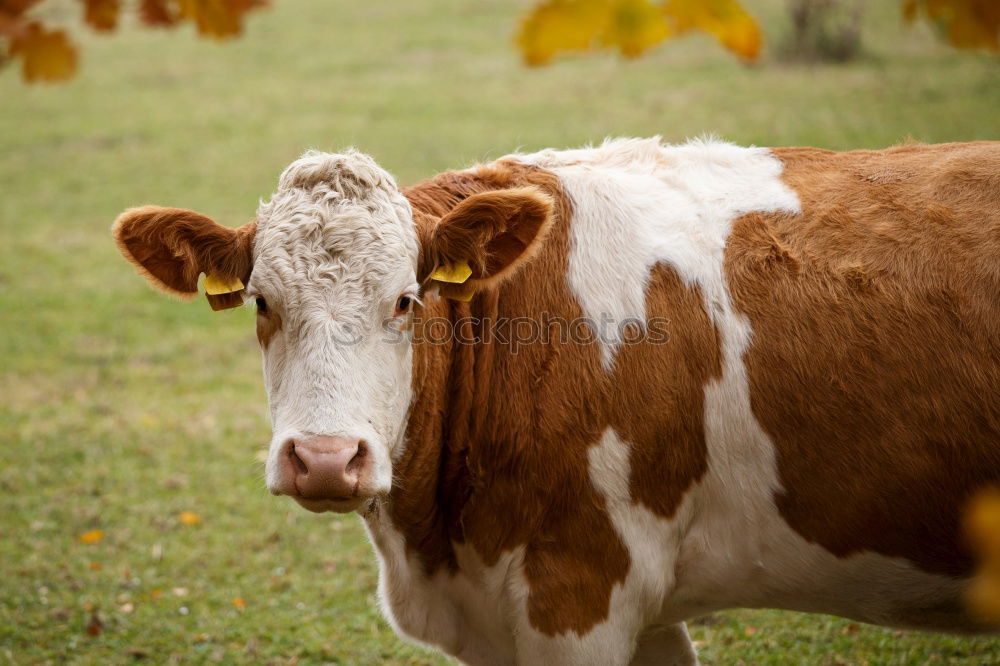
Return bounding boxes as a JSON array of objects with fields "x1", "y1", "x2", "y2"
[{"x1": 113, "y1": 151, "x2": 553, "y2": 513}]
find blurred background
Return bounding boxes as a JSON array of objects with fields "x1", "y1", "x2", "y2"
[{"x1": 1, "y1": 0, "x2": 998, "y2": 663}]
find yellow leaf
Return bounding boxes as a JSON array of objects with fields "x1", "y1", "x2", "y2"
[
  {"x1": 9, "y1": 22, "x2": 78, "y2": 83},
  {"x1": 79, "y1": 529, "x2": 104, "y2": 544},
  {"x1": 965, "y1": 489, "x2": 1000, "y2": 624},
  {"x1": 82, "y1": 0, "x2": 121, "y2": 32},
  {"x1": 517, "y1": 0, "x2": 760, "y2": 65},
  {"x1": 663, "y1": 0, "x2": 763, "y2": 62},
  {"x1": 601, "y1": 0, "x2": 671, "y2": 59},
  {"x1": 178, "y1": 511, "x2": 202, "y2": 525},
  {"x1": 517, "y1": 0, "x2": 611, "y2": 66},
  {"x1": 232, "y1": 596, "x2": 246, "y2": 609}
]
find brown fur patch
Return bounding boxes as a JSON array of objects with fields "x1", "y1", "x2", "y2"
[
  {"x1": 394, "y1": 161, "x2": 719, "y2": 635},
  {"x1": 256, "y1": 310, "x2": 282, "y2": 349},
  {"x1": 112, "y1": 206, "x2": 256, "y2": 299},
  {"x1": 727, "y1": 142, "x2": 1000, "y2": 576}
]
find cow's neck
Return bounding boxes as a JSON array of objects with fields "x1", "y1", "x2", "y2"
[
  {"x1": 365, "y1": 161, "x2": 572, "y2": 581},
  {"x1": 365, "y1": 172, "x2": 508, "y2": 574}
]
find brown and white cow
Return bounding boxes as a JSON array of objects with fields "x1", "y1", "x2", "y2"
[{"x1": 113, "y1": 138, "x2": 1000, "y2": 664}]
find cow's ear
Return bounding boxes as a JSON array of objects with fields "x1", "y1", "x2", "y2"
[
  {"x1": 112, "y1": 206, "x2": 256, "y2": 310},
  {"x1": 423, "y1": 187, "x2": 554, "y2": 292}
]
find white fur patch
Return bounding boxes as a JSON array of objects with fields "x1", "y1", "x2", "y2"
[{"x1": 508, "y1": 137, "x2": 800, "y2": 369}]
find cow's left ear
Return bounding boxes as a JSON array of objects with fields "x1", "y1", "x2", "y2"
[
  {"x1": 112, "y1": 205, "x2": 256, "y2": 311},
  {"x1": 422, "y1": 187, "x2": 554, "y2": 293}
]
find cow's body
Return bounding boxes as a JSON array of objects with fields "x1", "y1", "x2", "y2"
[{"x1": 113, "y1": 139, "x2": 1000, "y2": 665}]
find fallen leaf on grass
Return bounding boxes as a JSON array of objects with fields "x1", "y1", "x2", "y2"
[
  {"x1": 125, "y1": 647, "x2": 149, "y2": 660},
  {"x1": 232, "y1": 597, "x2": 246, "y2": 609},
  {"x1": 150, "y1": 589, "x2": 163, "y2": 600},
  {"x1": 178, "y1": 511, "x2": 201, "y2": 525},
  {"x1": 79, "y1": 529, "x2": 103, "y2": 544},
  {"x1": 743, "y1": 625, "x2": 758, "y2": 636},
  {"x1": 86, "y1": 609, "x2": 103, "y2": 636},
  {"x1": 88, "y1": 561, "x2": 102, "y2": 571}
]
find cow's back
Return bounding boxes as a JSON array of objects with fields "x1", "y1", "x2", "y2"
[{"x1": 728, "y1": 142, "x2": 1000, "y2": 578}]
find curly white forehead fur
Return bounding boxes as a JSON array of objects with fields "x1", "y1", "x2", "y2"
[{"x1": 250, "y1": 150, "x2": 419, "y2": 329}]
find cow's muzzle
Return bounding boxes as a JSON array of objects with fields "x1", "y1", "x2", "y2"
[{"x1": 271, "y1": 435, "x2": 373, "y2": 512}]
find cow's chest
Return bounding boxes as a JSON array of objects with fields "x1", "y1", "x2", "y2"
[{"x1": 362, "y1": 512, "x2": 521, "y2": 666}]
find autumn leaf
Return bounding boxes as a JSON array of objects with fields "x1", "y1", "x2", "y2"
[
  {"x1": 904, "y1": 0, "x2": 1000, "y2": 51},
  {"x1": 78, "y1": 529, "x2": 104, "y2": 544},
  {"x1": 966, "y1": 488, "x2": 1000, "y2": 624},
  {"x1": 178, "y1": 511, "x2": 202, "y2": 525},
  {"x1": 176, "y1": 0, "x2": 268, "y2": 39},
  {"x1": 86, "y1": 608, "x2": 104, "y2": 636},
  {"x1": 232, "y1": 596, "x2": 246, "y2": 609},
  {"x1": 8, "y1": 21, "x2": 77, "y2": 82},
  {"x1": 602, "y1": 0, "x2": 671, "y2": 59},
  {"x1": 517, "y1": 0, "x2": 609, "y2": 66},
  {"x1": 662, "y1": 0, "x2": 762, "y2": 62},
  {"x1": 517, "y1": 0, "x2": 761, "y2": 66},
  {"x1": 139, "y1": 0, "x2": 179, "y2": 27},
  {"x1": 81, "y1": 0, "x2": 120, "y2": 32}
]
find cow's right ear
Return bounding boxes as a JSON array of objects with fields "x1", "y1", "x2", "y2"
[
  {"x1": 112, "y1": 206, "x2": 256, "y2": 310},
  {"x1": 420, "y1": 187, "x2": 554, "y2": 300}
]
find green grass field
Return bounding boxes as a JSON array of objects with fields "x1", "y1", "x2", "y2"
[{"x1": 2, "y1": 0, "x2": 999, "y2": 663}]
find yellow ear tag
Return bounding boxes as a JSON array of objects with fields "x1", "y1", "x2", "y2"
[
  {"x1": 204, "y1": 273, "x2": 244, "y2": 295},
  {"x1": 430, "y1": 261, "x2": 472, "y2": 284}
]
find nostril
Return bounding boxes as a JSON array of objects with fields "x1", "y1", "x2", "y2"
[
  {"x1": 346, "y1": 440, "x2": 367, "y2": 475},
  {"x1": 288, "y1": 443, "x2": 308, "y2": 475}
]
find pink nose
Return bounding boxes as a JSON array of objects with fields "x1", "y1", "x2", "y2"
[{"x1": 281, "y1": 436, "x2": 369, "y2": 501}]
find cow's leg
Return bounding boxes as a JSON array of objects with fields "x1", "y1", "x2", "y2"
[{"x1": 630, "y1": 622, "x2": 698, "y2": 666}]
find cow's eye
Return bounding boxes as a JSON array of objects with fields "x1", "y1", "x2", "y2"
[
  {"x1": 394, "y1": 295, "x2": 412, "y2": 317},
  {"x1": 255, "y1": 297, "x2": 268, "y2": 315}
]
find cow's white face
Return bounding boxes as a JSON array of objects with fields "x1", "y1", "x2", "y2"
[
  {"x1": 112, "y1": 150, "x2": 554, "y2": 515},
  {"x1": 249, "y1": 151, "x2": 419, "y2": 513}
]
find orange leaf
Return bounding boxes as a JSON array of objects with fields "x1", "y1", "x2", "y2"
[
  {"x1": 176, "y1": 0, "x2": 268, "y2": 40},
  {"x1": 965, "y1": 488, "x2": 1000, "y2": 623},
  {"x1": 178, "y1": 511, "x2": 202, "y2": 525},
  {"x1": 9, "y1": 22, "x2": 78, "y2": 83},
  {"x1": 138, "y1": 0, "x2": 179, "y2": 27},
  {"x1": 86, "y1": 609, "x2": 103, "y2": 636},
  {"x1": 88, "y1": 561, "x2": 103, "y2": 571},
  {"x1": 232, "y1": 596, "x2": 246, "y2": 609},
  {"x1": 82, "y1": 0, "x2": 120, "y2": 31},
  {"x1": 909, "y1": 0, "x2": 1000, "y2": 51},
  {"x1": 78, "y1": 529, "x2": 104, "y2": 545}
]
